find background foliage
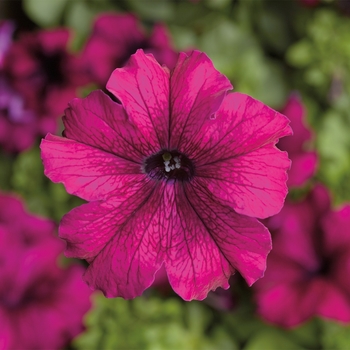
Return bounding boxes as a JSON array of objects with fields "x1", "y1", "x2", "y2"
[{"x1": 2, "y1": 0, "x2": 350, "y2": 348}]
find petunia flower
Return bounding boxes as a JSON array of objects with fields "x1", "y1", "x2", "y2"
[
  {"x1": 41, "y1": 49, "x2": 292, "y2": 301},
  {"x1": 81, "y1": 13, "x2": 178, "y2": 87},
  {"x1": 4, "y1": 28, "x2": 88, "y2": 135},
  {"x1": 0, "y1": 76, "x2": 38, "y2": 153},
  {"x1": 254, "y1": 184, "x2": 350, "y2": 327},
  {"x1": 0, "y1": 21, "x2": 40, "y2": 153},
  {"x1": 0, "y1": 193, "x2": 92, "y2": 349},
  {"x1": 277, "y1": 93, "x2": 317, "y2": 187},
  {"x1": 0, "y1": 21, "x2": 14, "y2": 69}
]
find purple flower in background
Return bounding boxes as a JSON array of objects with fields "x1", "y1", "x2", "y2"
[
  {"x1": 254, "y1": 185, "x2": 350, "y2": 327},
  {"x1": 0, "y1": 77, "x2": 37, "y2": 153},
  {"x1": 41, "y1": 50, "x2": 291, "y2": 301},
  {"x1": 0, "y1": 21, "x2": 14, "y2": 69},
  {"x1": 0, "y1": 21, "x2": 39, "y2": 153},
  {"x1": 81, "y1": 13, "x2": 178, "y2": 87},
  {"x1": 0, "y1": 193, "x2": 92, "y2": 349},
  {"x1": 278, "y1": 93, "x2": 317, "y2": 187},
  {"x1": 4, "y1": 28, "x2": 87, "y2": 133}
]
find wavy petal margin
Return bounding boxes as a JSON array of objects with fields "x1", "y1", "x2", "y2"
[{"x1": 107, "y1": 49, "x2": 170, "y2": 149}]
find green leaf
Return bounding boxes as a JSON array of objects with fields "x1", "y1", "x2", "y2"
[
  {"x1": 0, "y1": 153, "x2": 14, "y2": 191},
  {"x1": 168, "y1": 25, "x2": 197, "y2": 51},
  {"x1": 74, "y1": 294, "x2": 238, "y2": 350},
  {"x1": 199, "y1": 17, "x2": 287, "y2": 107},
  {"x1": 23, "y1": 0, "x2": 68, "y2": 27},
  {"x1": 204, "y1": 0, "x2": 231, "y2": 10},
  {"x1": 64, "y1": 0, "x2": 118, "y2": 51},
  {"x1": 221, "y1": 284, "x2": 321, "y2": 349},
  {"x1": 286, "y1": 40, "x2": 314, "y2": 68},
  {"x1": 11, "y1": 145, "x2": 49, "y2": 217},
  {"x1": 127, "y1": 0, "x2": 175, "y2": 21},
  {"x1": 317, "y1": 110, "x2": 350, "y2": 204},
  {"x1": 287, "y1": 319, "x2": 321, "y2": 349},
  {"x1": 244, "y1": 329, "x2": 306, "y2": 350},
  {"x1": 64, "y1": 1, "x2": 95, "y2": 45},
  {"x1": 286, "y1": 9, "x2": 350, "y2": 107},
  {"x1": 11, "y1": 145, "x2": 83, "y2": 221},
  {"x1": 320, "y1": 319, "x2": 350, "y2": 350}
]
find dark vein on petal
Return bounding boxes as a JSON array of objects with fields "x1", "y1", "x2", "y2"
[
  {"x1": 136, "y1": 80, "x2": 162, "y2": 148},
  {"x1": 178, "y1": 79, "x2": 207, "y2": 150},
  {"x1": 182, "y1": 183, "x2": 235, "y2": 274},
  {"x1": 88, "y1": 182, "x2": 160, "y2": 266},
  {"x1": 83, "y1": 106, "x2": 148, "y2": 157},
  {"x1": 125, "y1": 184, "x2": 165, "y2": 285}
]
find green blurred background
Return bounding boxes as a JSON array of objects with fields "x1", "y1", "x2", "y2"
[{"x1": 2, "y1": 0, "x2": 350, "y2": 349}]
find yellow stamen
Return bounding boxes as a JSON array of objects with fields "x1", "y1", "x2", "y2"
[{"x1": 162, "y1": 152, "x2": 172, "y2": 161}]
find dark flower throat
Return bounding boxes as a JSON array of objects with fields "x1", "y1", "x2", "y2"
[{"x1": 144, "y1": 150, "x2": 195, "y2": 182}]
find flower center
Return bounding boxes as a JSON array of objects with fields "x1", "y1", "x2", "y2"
[{"x1": 143, "y1": 150, "x2": 195, "y2": 182}]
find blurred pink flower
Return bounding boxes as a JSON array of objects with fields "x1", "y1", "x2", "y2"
[
  {"x1": 0, "y1": 21, "x2": 40, "y2": 153},
  {"x1": 4, "y1": 28, "x2": 87, "y2": 135},
  {"x1": 0, "y1": 77, "x2": 38, "y2": 153},
  {"x1": 0, "y1": 193, "x2": 92, "y2": 349},
  {"x1": 254, "y1": 184, "x2": 350, "y2": 327},
  {"x1": 81, "y1": 13, "x2": 178, "y2": 87},
  {"x1": 277, "y1": 93, "x2": 317, "y2": 187},
  {"x1": 0, "y1": 21, "x2": 14, "y2": 69},
  {"x1": 41, "y1": 50, "x2": 291, "y2": 301}
]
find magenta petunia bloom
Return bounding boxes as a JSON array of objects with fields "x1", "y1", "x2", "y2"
[
  {"x1": 4, "y1": 28, "x2": 87, "y2": 135},
  {"x1": 81, "y1": 13, "x2": 178, "y2": 87},
  {"x1": 277, "y1": 93, "x2": 317, "y2": 187},
  {"x1": 254, "y1": 184, "x2": 350, "y2": 327},
  {"x1": 0, "y1": 193, "x2": 92, "y2": 349},
  {"x1": 41, "y1": 50, "x2": 292, "y2": 301}
]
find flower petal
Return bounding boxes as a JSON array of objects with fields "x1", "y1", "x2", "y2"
[
  {"x1": 256, "y1": 281, "x2": 315, "y2": 327},
  {"x1": 328, "y1": 248, "x2": 350, "y2": 297},
  {"x1": 186, "y1": 94, "x2": 292, "y2": 217},
  {"x1": 82, "y1": 13, "x2": 145, "y2": 85},
  {"x1": 40, "y1": 134, "x2": 143, "y2": 201},
  {"x1": 169, "y1": 51, "x2": 232, "y2": 150},
  {"x1": 59, "y1": 179, "x2": 153, "y2": 261},
  {"x1": 256, "y1": 278, "x2": 350, "y2": 327},
  {"x1": 266, "y1": 201, "x2": 320, "y2": 271},
  {"x1": 315, "y1": 281, "x2": 350, "y2": 323},
  {"x1": 0, "y1": 308, "x2": 15, "y2": 350},
  {"x1": 278, "y1": 93, "x2": 312, "y2": 155},
  {"x1": 148, "y1": 23, "x2": 178, "y2": 70},
  {"x1": 164, "y1": 180, "x2": 271, "y2": 301},
  {"x1": 191, "y1": 93, "x2": 292, "y2": 165},
  {"x1": 107, "y1": 49, "x2": 170, "y2": 149},
  {"x1": 37, "y1": 28, "x2": 70, "y2": 54},
  {"x1": 323, "y1": 205, "x2": 350, "y2": 255},
  {"x1": 63, "y1": 90, "x2": 156, "y2": 159},
  {"x1": 287, "y1": 151, "x2": 318, "y2": 187},
  {"x1": 0, "y1": 21, "x2": 14, "y2": 68},
  {"x1": 60, "y1": 181, "x2": 166, "y2": 299},
  {"x1": 8, "y1": 265, "x2": 91, "y2": 349},
  {"x1": 197, "y1": 144, "x2": 290, "y2": 219}
]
